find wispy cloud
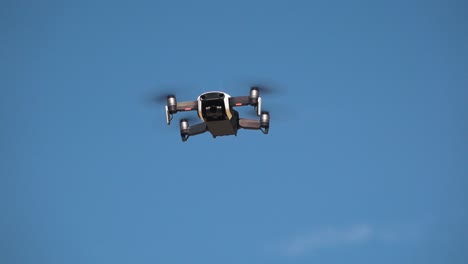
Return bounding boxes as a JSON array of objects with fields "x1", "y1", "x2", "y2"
[{"x1": 281, "y1": 224, "x2": 374, "y2": 256}]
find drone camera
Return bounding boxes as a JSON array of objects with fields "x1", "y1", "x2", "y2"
[
  {"x1": 206, "y1": 105, "x2": 223, "y2": 118},
  {"x1": 200, "y1": 92, "x2": 227, "y2": 121}
]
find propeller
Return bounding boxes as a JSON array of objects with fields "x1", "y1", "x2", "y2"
[
  {"x1": 143, "y1": 83, "x2": 193, "y2": 106},
  {"x1": 250, "y1": 84, "x2": 275, "y2": 95},
  {"x1": 150, "y1": 93, "x2": 175, "y2": 104},
  {"x1": 233, "y1": 78, "x2": 286, "y2": 96}
]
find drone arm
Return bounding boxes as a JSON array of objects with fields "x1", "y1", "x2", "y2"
[
  {"x1": 229, "y1": 96, "x2": 250, "y2": 107},
  {"x1": 180, "y1": 122, "x2": 207, "y2": 142},
  {"x1": 189, "y1": 123, "x2": 207, "y2": 136},
  {"x1": 239, "y1": 114, "x2": 269, "y2": 134},
  {"x1": 176, "y1": 100, "x2": 198, "y2": 112},
  {"x1": 229, "y1": 96, "x2": 262, "y2": 116},
  {"x1": 238, "y1": 118, "x2": 261, "y2": 130},
  {"x1": 166, "y1": 100, "x2": 198, "y2": 125}
]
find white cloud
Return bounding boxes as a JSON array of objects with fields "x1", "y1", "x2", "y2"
[
  {"x1": 270, "y1": 221, "x2": 427, "y2": 257},
  {"x1": 281, "y1": 224, "x2": 374, "y2": 256}
]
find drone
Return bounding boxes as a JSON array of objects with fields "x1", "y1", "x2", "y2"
[{"x1": 163, "y1": 87, "x2": 270, "y2": 142}]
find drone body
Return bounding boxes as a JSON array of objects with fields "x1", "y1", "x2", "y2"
[{"x1": 165, "y1": 87, "x2": 270, "y2": 142}]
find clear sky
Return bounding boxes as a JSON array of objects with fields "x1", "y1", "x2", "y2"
[{"x1": 1, "y1": 0, "x2": 467, "y2": 263}]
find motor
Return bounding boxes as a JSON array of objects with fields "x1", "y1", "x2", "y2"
[
  {"x1": 180, "y1": 119, "x2": 190, "y2": 141},
  {"x1": 260, "y1": 111, "x2": 269, "y2": 134}
]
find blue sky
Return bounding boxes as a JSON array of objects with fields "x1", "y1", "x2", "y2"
[{"x1": 1, "y1": 0, "x2": 467, "y2": 263}]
